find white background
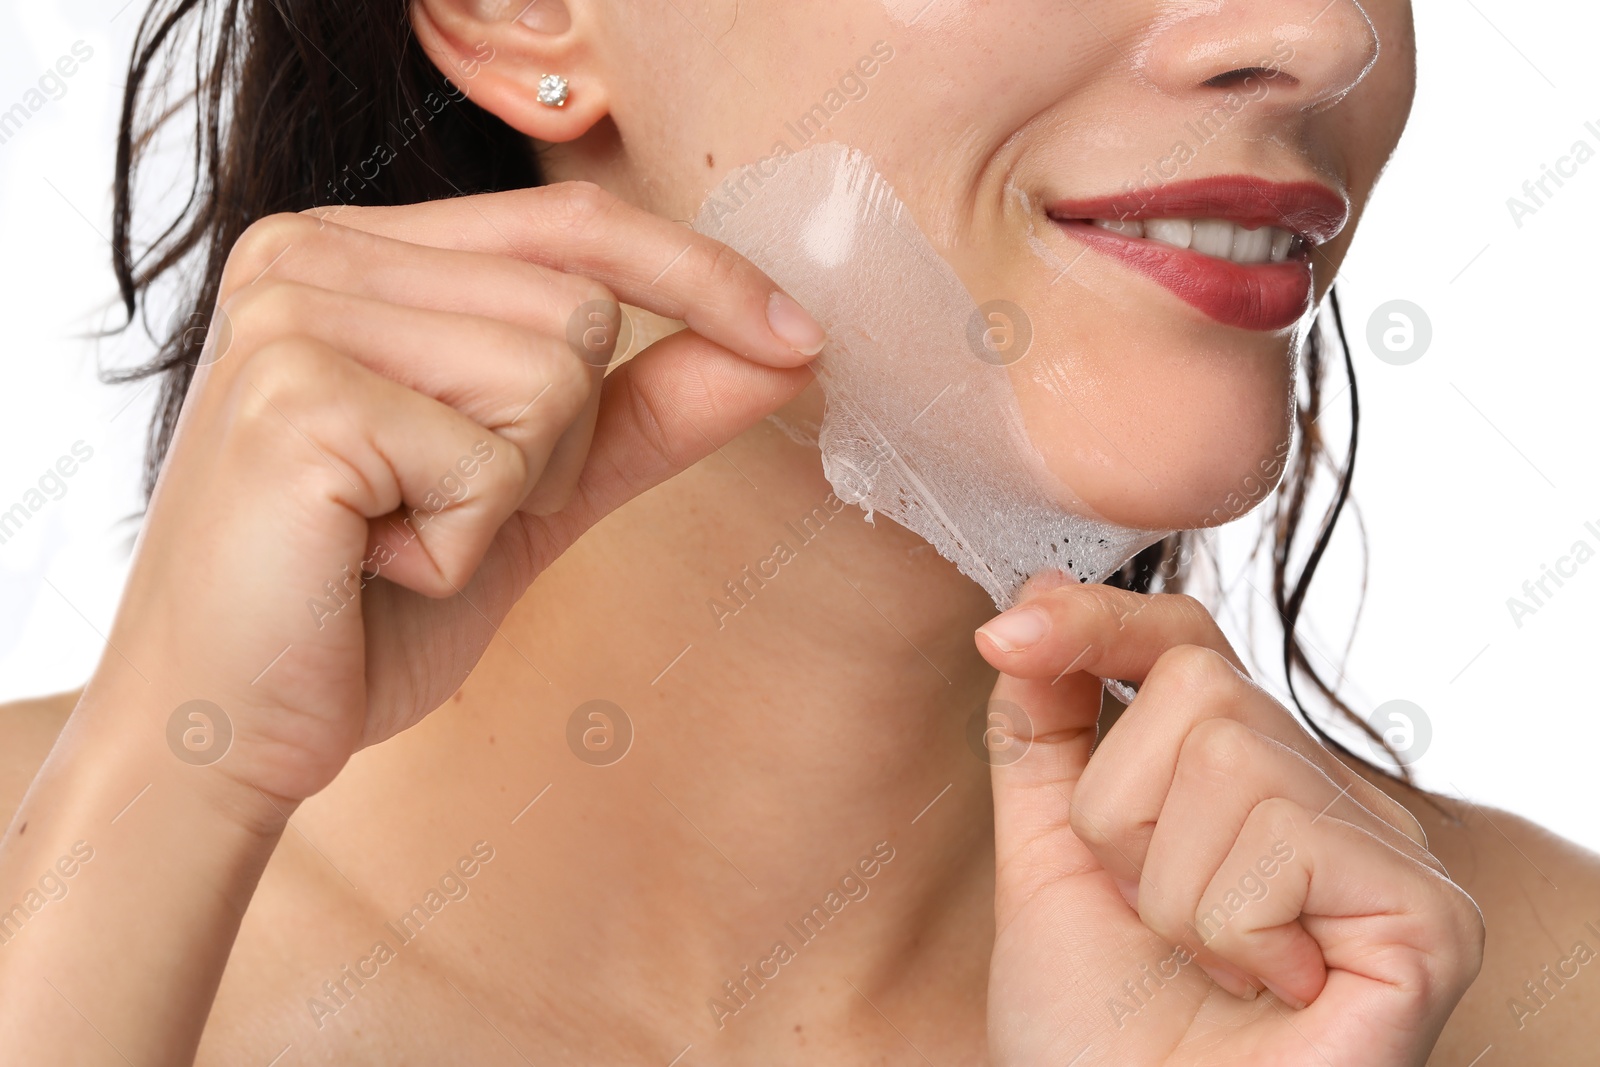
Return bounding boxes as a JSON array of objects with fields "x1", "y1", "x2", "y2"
[{"x1": 2, "y1": 0, "x2": 1596, "y2": 850}]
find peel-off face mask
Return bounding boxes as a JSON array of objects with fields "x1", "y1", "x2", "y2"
[{"x1": 694, "y1": 142, "x2": 1168, "y2": 609}]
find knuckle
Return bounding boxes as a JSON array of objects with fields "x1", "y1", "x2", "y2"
[
  {"x1": 1180, "y1": 718, "x2": 1257, "y2": 781},
  {"x1": 536, "y1": 345, "x2": 595, "y2": 419},
  {"x1": 558, "y1": 277, "x2": 621, "y2": 347},
  {"x1": 298, "y1": 203, "x2": 357, "y2": 223},
  {"x1": 1066, "y1": 786, "x2": 1130, "y2": 854},
  {"x1": 1408, "y1": 879, "x2": 1485, "y2": 992},
  {"x1": 1072, "y1": 582, "x2": 1139, "y2": 630},
  {"x1": 1449, "y1": 889, "x2": 1488, "y2": 968},
  {"x1": 231, "y1": 339, "x2": 376, "y2": 502},
  {"x1": 699, "y1": 238, "x2": 751, "y2": 290},
  {"x1": 237, "y1": 212, "x2": 309, "y2": 253},
  {"x1": 1245, "y1": 795, "x2": 1305, "y2": 845},
  {"x1": 220, "y1": 281, "x2": 305, "y2": 345},
  {"x1": 540, "y1": 181, "x2": 617, "y2": 240},
  {"x1": 442, "y1": 436, "x2": 517, "y2": 512},
  {"x1": 468, "y1": 435, "x2": 529, "y2": 501},
  {"x1": 1443, "y1": 879, "x2": 1485, "y2": 930},
  {"x1": 237, "y1": 337, "x2": 332, "y2": 413},
  {"x1": 1158, "y1": 592, "x2": 1212, "y2": 627},
  {"x1": 1152, "y1": 643, "x2": 1240, "y2": 696},
  {"x1": 222, "y1": 213, "x2": 310, "y2": 294},
  {"x1": 569, "y1": 277, "x2": 616, "y2": 310}
]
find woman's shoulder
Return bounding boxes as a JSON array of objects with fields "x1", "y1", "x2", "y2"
[
  {"x1": 1363, "y1": 763, "x2": 1600, "y2": 1064},
  {"x1": 0, "y1": 689, "x2": 78, "y2": 830}
]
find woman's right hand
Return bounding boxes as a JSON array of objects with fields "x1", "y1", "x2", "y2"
[
  {"x1": 0, "y1": 183, "x2": 823, "y2": 1063},
  {"x1": 110, "y1": 181, "x2": 823, "y2": 813}
]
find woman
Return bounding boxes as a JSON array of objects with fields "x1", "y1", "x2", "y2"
[{"x1": 1, "y1": 0, "x2": 1595, "y2": 1062}]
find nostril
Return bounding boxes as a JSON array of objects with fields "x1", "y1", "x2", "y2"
[
  {"x1": 1204, "y1": 66, "x2": 1299, "y2": 90},
  {"x1": 1137, "y1": 0, "x2": 1378, "y2": 112}
]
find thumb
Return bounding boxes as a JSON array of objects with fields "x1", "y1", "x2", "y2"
[
  {"x1": 548, "y1": 328, "x2": 813, "y2": 541},
  {"x1": 987, "y1": 668, "x2": 1108, "y2": 906}
]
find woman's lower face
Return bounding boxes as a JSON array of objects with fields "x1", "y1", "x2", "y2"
[{"x1": 545, "y1": 0, "x2": 1416, "y2": 532}]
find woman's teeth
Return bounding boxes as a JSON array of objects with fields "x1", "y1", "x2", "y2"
[{"x1": 1090, "y1": 217, "x2": 1304, "y2": 264}]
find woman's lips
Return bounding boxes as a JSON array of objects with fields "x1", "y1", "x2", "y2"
[
  {"x1": 1044, "y1": 177, "x2": 1349, "y2": 333},
  {"x1": 1054, "y1": 220, "x2": 1315, "y2": 331}
]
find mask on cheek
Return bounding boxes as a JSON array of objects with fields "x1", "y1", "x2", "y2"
[{"x1": 695, "y1": 142, "x2": 1169, "y2": 609}]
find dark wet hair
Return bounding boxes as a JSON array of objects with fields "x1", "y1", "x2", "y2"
[
  {"x1": 108, "y1": 0, "x2": 535, "y2": 460},
  {"x1": 107, "y1": 0, "x2": 1397, "y2": 777}
]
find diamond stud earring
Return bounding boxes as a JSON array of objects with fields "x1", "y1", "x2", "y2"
[{"x1": 537, "y1": 74, "x2": 570, "y2": 108}]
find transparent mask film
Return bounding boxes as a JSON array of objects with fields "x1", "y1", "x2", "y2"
[{"x1": 627, "y1": 0, "x2": 1378, "y2": 632}]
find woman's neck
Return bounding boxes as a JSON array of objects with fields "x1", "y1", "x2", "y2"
[{"x1": 300, "y1": 397, "x2": 1029, "y2": 1057}]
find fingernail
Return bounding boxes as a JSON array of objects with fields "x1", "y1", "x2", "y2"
[
  {"x1": 1262, "y1": 979, "x2": 1307, "y2": 1011},
  {"x1": 766, "y1": 290, "x2": 827, "y2": 356},
  {"x1": 1200, "y1": 961, "x2": 1259, "y2": 1002},
  {"x1": 1112, "y1": 877, "x2": 1140, "y2": 911},
  {"x1": 977, "y1": 608, "x2": 1050, "y2": 654}
]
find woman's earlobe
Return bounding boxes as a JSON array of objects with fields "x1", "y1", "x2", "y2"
[{"x1": 412, "y1": 0, "x2": 607, "y2": 141}]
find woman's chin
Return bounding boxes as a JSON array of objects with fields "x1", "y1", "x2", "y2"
[
  {"x1": 1078, "y1": 480, "x2": 1281, "y2": 534},
  {"x1": 1006, "y1": 335, "x2": 1297, "y2": 533},
  {"x1": 1030, "y1": 432, "x2": 1294, "y2": 534}
]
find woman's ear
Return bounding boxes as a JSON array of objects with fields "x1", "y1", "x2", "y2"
[{"x1": 409, "y1": 0, "x2": 608, "y2": 141}]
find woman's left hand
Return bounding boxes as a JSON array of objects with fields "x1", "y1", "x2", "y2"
[{"x1": 974, "y1": 578, "x2": 1484, "y2": 1066}]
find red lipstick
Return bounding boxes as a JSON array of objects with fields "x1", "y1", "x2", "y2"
[{"x1": 1044, "y1": 176, "x2": 1349, "y2": 332}]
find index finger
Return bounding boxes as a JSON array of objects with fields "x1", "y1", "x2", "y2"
[
  {"x1": 303, "y1": 182, "x2": 826, "y2": 368},
  {"x1": 974, "y1": 578, "x2": 1247, "y2": 684}
]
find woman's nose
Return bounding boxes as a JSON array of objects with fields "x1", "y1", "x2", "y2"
[{"x1": 1136, "y1": 0, "x2": 1381, "y2": 114}]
